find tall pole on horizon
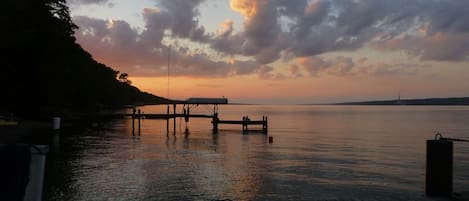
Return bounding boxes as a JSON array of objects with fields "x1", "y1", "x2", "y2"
[
  {"x1": 397, "y1": 79, "x2": 402, "y2": 105},
  {"x1": 166, "y1": 45, "x2": 171, "y2": 135},
  {"x1": 167, "y1": 45, "x2": 171, "y2": 102}
]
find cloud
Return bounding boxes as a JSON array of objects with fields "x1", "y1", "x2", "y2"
[
  {"x1": 211, "y1": 0, "x2": 288, "y2": 64},
  {"x1": 371, "y1": 33, "x2": 469, "y2": 61},
  {"x1": 72, "y1": 0, "x2": 469, "y2": 80},
  {"x1": 230, "y1": 0, "x2": 258, "y2": 20},
  {"x1": 297, "y1": 56, "x2": 354, "y2": 76},
  {"x1": 296, "y1": 55, "x2": 428, "y2": 77},
  {"x1": 74, "y1": 16, "x2": 262, "y2": 78},
  {"x1": 224, "y1": 0, "x2": 469, "y2": 62},
  {"x1": 257, "y1": 65, "x2": 286, "y2": 80},
  {"x1": 141, "y1": 0, "x2": 211, "y2": 45},
  {"x1": 359, "y1": 62, "x2": 430, "y2": 76},
  {"x1": 217, "y1": 19, "x2": 234, "y2": 37},
  {"x1": 421, "y1": 1, "x2": 469, "y2": 35},
  {"x1": 288, "y1": 64, "x2": 303, "y2": 78}
]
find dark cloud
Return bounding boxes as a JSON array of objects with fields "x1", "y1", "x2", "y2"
[
  {"x1": 258, "y1": 65, "x2": 286, "y2": 80},
  {"x1": 211, "y1": 0, "x2": 288, "y2": 64},
  {"x1": 139, "y1": 0, "x2": 211, "y2": 47},
  {"x1": 74, "y1": 15, "x2": 262, "y2": 78},
  {"x1": 298, "y1": 56, "x2": 354, "y2": 76},
  {"x1": 72, "y1": 0, "x2": 469, "y2": 80},
  {"x1": 221, "y1": 0, "x2": 469, "y2": 63},
  {"x1": 371, "y1": 33, "x2": 469, "y2": 61},
  {"x1": 360, "y1": 62, "x2": 429, "y2": 76},
  {"x1": 155, "y1": 0, "x2": 211, "y2": 42},
  {"x1": 422, "y1": 0, "x2": 469, "y2": 35},
  {"x1": 296, "y1": 56, "x2": 427, "y2": 77}
]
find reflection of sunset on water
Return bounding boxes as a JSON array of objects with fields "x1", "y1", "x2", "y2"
[{"x1": 44, "y1": 105, "x2": 469, "y2": 200}]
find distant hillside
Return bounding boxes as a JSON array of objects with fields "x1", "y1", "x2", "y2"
[
  {"x1": 337, "y1": 97, "x2": 469, "y2": 105},
  {"x1": 2, "y1": 0, "x2": 167, "y2": 118}
]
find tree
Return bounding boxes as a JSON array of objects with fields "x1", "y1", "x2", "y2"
[
  {"x1": 118, "y1": 73, "x2": 132, "y2": 84},
  {"x1": 1, "y1": 0, "x2": 165, "y2": 117}
]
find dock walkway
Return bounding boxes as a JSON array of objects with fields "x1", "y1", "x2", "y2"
[
  {"x1": 213, "y1": 116, "x2": 268, "y2": 134},
  {"x1": 88, "y1": 97, "x2": 268, "y2": 135}
]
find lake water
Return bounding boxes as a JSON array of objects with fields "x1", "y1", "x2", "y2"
[{"x1": 43, "y1": 105, "x2": 469, "y2": 200}]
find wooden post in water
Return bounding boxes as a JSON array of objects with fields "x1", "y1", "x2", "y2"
[
  {"x1": 132, "y1": 108, "x2": 136, "y2": 136},
  {"x1": 262, "y1": 116, "x2": 266, "y2": 134},
  {"x1": 426, "y1": 139, "x2": 453, "y2": 197},
  {"x1": 138, "y1": 109, "x2": 141, "y2": 136},
  {"x1": 242, "y1": 116, "x2": 247, "y2": 134},
  {"x1": 212, "y1": 113, "x2": 219, "y2": 134},
  {"x1": 166, "y1": 105, "x2": 169, "y2": 135},
  {"x1": 173, "y1": 104, "x2": 176, "y2": 135}
]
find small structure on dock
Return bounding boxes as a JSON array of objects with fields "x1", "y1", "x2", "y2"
[{"x1": 186, "y1": 97, "x2": 228, "y2": 105}]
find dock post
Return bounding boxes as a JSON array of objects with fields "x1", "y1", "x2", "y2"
[
  {"x1": 52, "y1": 117, "x2": 61, "y2": 131},
  {"x1": 166, "y1": 105, "x2": 169, "y2": 135},
  {"x1": 242, "y1": 116, "x2": 247, "y2": 134},
  {"x1": 184, "y1": 105, "x2": 189, "y2": 123},
  {"x1": 138, "y1": 109, "x2": 141, "y2": 136},
  {"x1": 173, "y1": 104, "x2": 176, "y2": 135},
  {"x1": 132, "y1": 108, "x2": 136, "y2": 136},
  {"x1": 212, "y1": 113, "x2": 219, "y2": 134},
  {"x1": 426, "y1": 139, "x2": 453, "y2": 197},
  {"x1": 262, "y1": 116, "x2": 266, "y2": 134},
  {"x1": 24, "y1": 145, "x2": 49, "y2": 201},
  {"x1": 264, "y1": 116, "x2": 268, "y2": 134}
]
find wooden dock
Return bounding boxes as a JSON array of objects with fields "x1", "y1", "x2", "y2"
[
  {"x1": 212, "y1": 115, "x2": 268, "y2": 134},
  {"x1": 88, "y1": 98, "x2": 268, "y2": 136},
  {"x1": 92, "y1": 111, "x2": 268, "y2": 136}
]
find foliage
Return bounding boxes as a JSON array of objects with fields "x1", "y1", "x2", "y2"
[{"x1": 1, "y1": 0, "x2": 166, "y2": 118}]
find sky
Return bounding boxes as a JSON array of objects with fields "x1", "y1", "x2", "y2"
[{"x1": 67, "y1": 0, "x2": 469, "y2": 104}]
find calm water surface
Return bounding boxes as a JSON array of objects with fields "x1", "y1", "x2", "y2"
[{"x1": 43, "y1": 105, "x2": 469, "y2": 200}]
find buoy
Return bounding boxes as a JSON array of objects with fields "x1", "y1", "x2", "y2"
[{"x1": 269, "y1": 136, "x2": 273, "y2": 144}]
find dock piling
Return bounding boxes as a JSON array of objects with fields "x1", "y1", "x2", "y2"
[
  {"x1": 52, "y1": 117, "x2": 61, "y2": 131},
  {"x1": 138, "y1": 109, "x2": 141, "y2": 136},
  {"x1": 112, "y1": 103, "x2": 268, "y2": 136},
  {"x1": 242, "y1": 116, "x2": 247, "y2": 134},
  {"x1": 166, "y1": 105, "x2": 169, "y2": 135},
  {"x1": 132, "y1": 108, "x2": 136, "y2": 136},
  {"x1": 212, "y1": 113, "x2": 219, "y2": 134},
  {"x1": 426, "y1": 137, "x2": 453, "y2": 197},
  {"x1": 173, "y1": 104, "x2": 176, "y2": 135}
]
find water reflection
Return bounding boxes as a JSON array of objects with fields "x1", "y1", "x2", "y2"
[{"x1": 43, "y1": 105, "x2": 469, "y2": 200}]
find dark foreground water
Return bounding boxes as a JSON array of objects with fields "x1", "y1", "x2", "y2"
[{"x1": 43, "y1": 105, "x2": 469, "y2": 200}]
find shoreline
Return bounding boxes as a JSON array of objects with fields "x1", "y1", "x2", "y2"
[{"x1": 0, "y1": 120, "x2": 52, "y2": 144}]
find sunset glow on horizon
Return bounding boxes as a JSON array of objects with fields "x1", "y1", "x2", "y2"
[{"x1": 69, "y1": 0, "x2": 469, "y2": 104}]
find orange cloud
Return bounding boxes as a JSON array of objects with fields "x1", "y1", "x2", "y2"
[
  {"x1": 305, "y1": 0, "x2": 321, "y2": 14},
  {"x1": 230, "y1": 0, "x2": 264, "y2": 20},
  {"x1": 228, "y1": 56, "x2": 235, "y2": 65},
  {"x1": 217, "y1": 19, "x2": 234, "y2": 37}
]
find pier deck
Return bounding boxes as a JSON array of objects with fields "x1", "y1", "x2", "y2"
[
  {"x1": 89, "y1": 112, "x2": 268, "y2": 135},
  {"x1": 213, "y1": 116, "x2": 268, "y2": 134},
  {"x1": 87, "y1": 97, "x2": 267, "y2": 135}
]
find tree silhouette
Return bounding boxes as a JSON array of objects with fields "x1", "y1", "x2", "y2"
[
  {"x1": 118, "y1": 73, "x2": 132, "y2": 84},
  {"x1": 1, "y1": 0, "x2": 166, "y2": 118}
]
